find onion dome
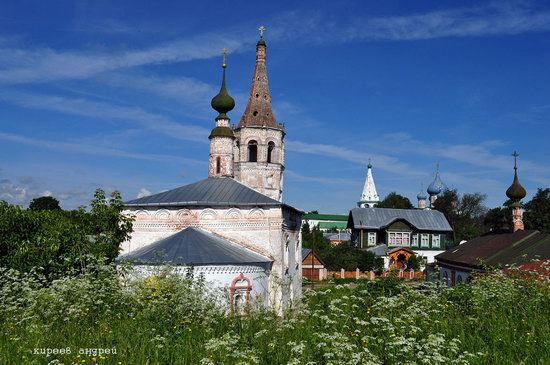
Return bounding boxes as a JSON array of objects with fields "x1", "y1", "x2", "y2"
[
  {"x1": 427, "y1": 165, "x2": 446, "y2": 196},
  {"x1": 417, "y1": 184, "x2": 428, "y2": 200},
  {"x1": 210, "y1": 54, "x2": 235, "y2": 119},
  {"x1": 506, "y1": 151, "x2": 527, "y2": 203}
]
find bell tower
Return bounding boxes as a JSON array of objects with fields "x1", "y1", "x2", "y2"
[
  {"x1": 209, "y1": 49, "x2": 235, "y2": 178},
  {"x1": 506, "y1": 151, "x2": 527, "y2": 232},
  {"x1": 233, "y1": 26, "x2": 285, "y2": 201}
]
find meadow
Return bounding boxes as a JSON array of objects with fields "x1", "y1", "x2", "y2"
[{"x1": 1, "y1": 261, "x2": 550, "y2": 365}]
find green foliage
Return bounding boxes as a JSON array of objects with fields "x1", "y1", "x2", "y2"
[
  {"x1": 28, "y1": 195, "x2": 61, "y2": 211},
  {"x1": 301, "y1": 222, "x2": 330, "y2": 250},
  {"x1": 4, "y1": 266, "x2": 550, "y2": 364},
  {"x1": 483, "y1": 206, "x2": 511, "y2": 231},
  {"x1": 406, "y1": 254, "x2": 425, "y2": 271},
  {"x1": 524, "y1": 188, "x2": 550, "y2": 233},
  {"x1": 318, "y1": 243, "x2": 379, "y2": 272},
  {"x1": 0, "y1": 189, "x2": 133, "y2": 277},
  {"x1": 376, "y1": 192, "x2": 414, "y2": 209},
  {"x1": 433, "y1": 189, "x2": 488, "y2": 243}
]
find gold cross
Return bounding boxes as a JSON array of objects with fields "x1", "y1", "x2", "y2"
[{"x1": 259, "y1": 25, "x2": 265, "y2": 38}]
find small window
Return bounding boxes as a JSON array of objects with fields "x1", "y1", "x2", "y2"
[
  {"x1": 253, "y1": 111, "x2": 258, "y2": 116},
  {"x1": 368, "y1": 232, "x2": 376, "y2": 246},
  {"x1": 432, "y1": 234, "x2": 441, "y2": 248},
  {"x1": 216, "y1": 157, "x2": 221, "y2": 174},
  {"x1": 248, "y1": 140, "x2": 258, "y2": 162},
  {"x1": 267, "y1": 141, "x2": 275, "y2": 163},
  {"x1": 421, "y1": 234, "x2": 430, "y2": 248},
  {"x1": 255, "y1": 93, "x2": 259, "y2": 98},
  {"x1": 411, "y1": 234, "x2": 419, "y2": 247}
]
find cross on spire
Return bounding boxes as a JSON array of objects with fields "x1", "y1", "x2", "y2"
[
  {"x1": 222, "y1": 48, "x2": 227, "y2": 68},
  {"x1": 259, "y1": 25, "x2": 265, "y2": 38},
  {"x1": 512, "y1": 150, "x2": 519, "y2": 170}
]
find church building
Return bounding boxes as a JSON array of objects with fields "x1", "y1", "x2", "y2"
[{"x1": 119, "y1": 29, "x2": 302, "y2": 311}]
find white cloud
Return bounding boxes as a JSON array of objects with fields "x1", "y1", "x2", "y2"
[
  {"x1": 41, "y1": 190, "x2": 53, "y2": 197},
  {"x1": 0, "y1": 179, "x2": 27, "y2": 203},
  {"x1": 0, "y1": 91, "x2": 210, "y2": 143},
  {"x1": 272, "y1": 2, "x2": 550, "y2": 44},
  {"x1": 0, "y1": 131, "x2": 204, "y2": 165},
  {"x1": 286, "y1": 139, "x2": 421, "y2": 176},
  {"x1": 137, "y1": 188, "x2": 152, "y2": 198},
  {"x1": 0, "y1": 31, "x2": 254, "y2": 85}
]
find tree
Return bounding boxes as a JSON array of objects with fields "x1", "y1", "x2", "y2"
[
  {"x1": 524, "y1": 188, "x2": 550, "y2": 233},
  {"x1": 301, "y1": 222, "x2": 329, "y2": 250},
  {"x1": 0, "y1": 189, "x2": 133, "y2": 278},
  {"x1": 376, "y1": 192, "x2": 414, "y2": 209},
  {"x1": 432, "y1": 189, "x2": 488, "y2": 243},
  {"x1": 483, "y1": 207, "x2": 511, "y2": 232},
  {"x1": 29, "y1": 196, "x2": 61, "y2": 211},
  {"x1": 318, "y1": 242, "x2": 379, "y2": 271}
]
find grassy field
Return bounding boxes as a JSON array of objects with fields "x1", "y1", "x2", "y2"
[{"x1": 2, "y1": 263, "x2": 550, "y2": 365}]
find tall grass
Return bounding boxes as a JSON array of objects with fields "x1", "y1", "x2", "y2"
[{"x1": 2, "y1": 263, "x2": 550, "y2": 365}]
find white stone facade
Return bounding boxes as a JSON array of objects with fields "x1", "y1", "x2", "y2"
[
  {"x1": 127, "y1": 264, "x2": 270, "y2": 308},
  {"x1": 122, "y1": 204, "x2": 302, "y2": 310},
  {"x1": 208, "y1": 117, "x2": 234, "y2": 178},
  {"x1": 234, "y1": 126, "x2": 285, "y2": 201}
]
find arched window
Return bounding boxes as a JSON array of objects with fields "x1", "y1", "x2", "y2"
[
  {"x1": 248, "y1": 140, "x2": 258, "y2": 162},
  {"x1": 267, "y1": 141, "x2": 275, "y2": 163},
  {"x1": 216, "y1": 157, "x2": 221, "y2": 174},
  {"x1": 230, "y1": 273, "x2": 252, "y2": 315}
]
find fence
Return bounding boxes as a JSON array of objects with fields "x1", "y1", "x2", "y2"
[{"x1": 322, "y1": 268, "x2": 424, "y2": 281}]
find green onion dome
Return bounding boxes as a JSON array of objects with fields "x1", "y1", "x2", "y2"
[{"x1": 211, "y1": 64, "x2": 235, "y2": 118}]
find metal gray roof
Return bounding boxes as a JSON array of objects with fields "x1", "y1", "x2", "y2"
[
  {"x1": 125, "y1": 177, "x2": 281, "y2": 207},
  {"x1": 348, "y1": 208, "x2": 452, "y2": 231},
  {"x1": 323, "y1": 232, "x2": 351, "y2": 241},
  {"x1": 117, "y1": 227, "x2": 273, "y2": 270},
  {"x1": 365, "y1": 244, "x2": 388, "y2": 257}
]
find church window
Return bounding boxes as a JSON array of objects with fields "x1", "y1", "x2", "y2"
[
  {"x1": 253, "y1": 111, "x2": 258, "y2": 116},
  {"x1": 255, "y1": 93, "x2": 259, "y2": 98},
  {"x1": 267, "y1": 141, "x2": 275, "y2": 163},
  {"x1": 216, "y1": 157, "x2": 221, "y2": 174},
  {"x1": 411, "y1": 234, "x2": 419, "y2": 247},
  {"x1": 421, "y1": 234, "x2": 430, "y2": 247},
  {"x1": 388, "y1": 232, "x2": 410, "y2": 246},
  {"x1": 432, "y1": 234, "x2": 441, "y2": 248},
  {"x1": 248, "y1": 140, "x2": 258, "y2": 162},
  {"x1": 230, "y1": 273, "x2": 252, "y2": 315},
  {"x1": 367, "y1": 232, "x2": 376, "y2": 246}
]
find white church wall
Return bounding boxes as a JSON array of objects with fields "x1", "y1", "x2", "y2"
[
  {"x1": 122, "y1": 204, "x2": 302, "y2": 311},
  {"x1": 125, "y1": 264, "x2": 270, "y2": 307}
]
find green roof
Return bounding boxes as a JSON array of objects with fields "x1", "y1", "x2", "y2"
[
  {"x1": 303, "y1": 213, "x2": 348, "y2": 221},
  {"x1": 318, "y1": 222, "x2": 348, "y2": 229}
]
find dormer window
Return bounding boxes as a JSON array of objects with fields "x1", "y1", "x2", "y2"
[{"x1": 248, "y1": 140, "x2": 258, "y2": 162}]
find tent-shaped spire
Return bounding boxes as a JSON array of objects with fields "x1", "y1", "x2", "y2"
[
  {"x1": 237, "y1": 26, "x2": 281, "y2": 129},
  {"x1": 357, "y1": 159, "x2": 380, "y2": 208}
]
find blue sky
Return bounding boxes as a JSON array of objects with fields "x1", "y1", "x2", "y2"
[{"x1": 1, "y1": 0, "x2": 549, "y2": 213}]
